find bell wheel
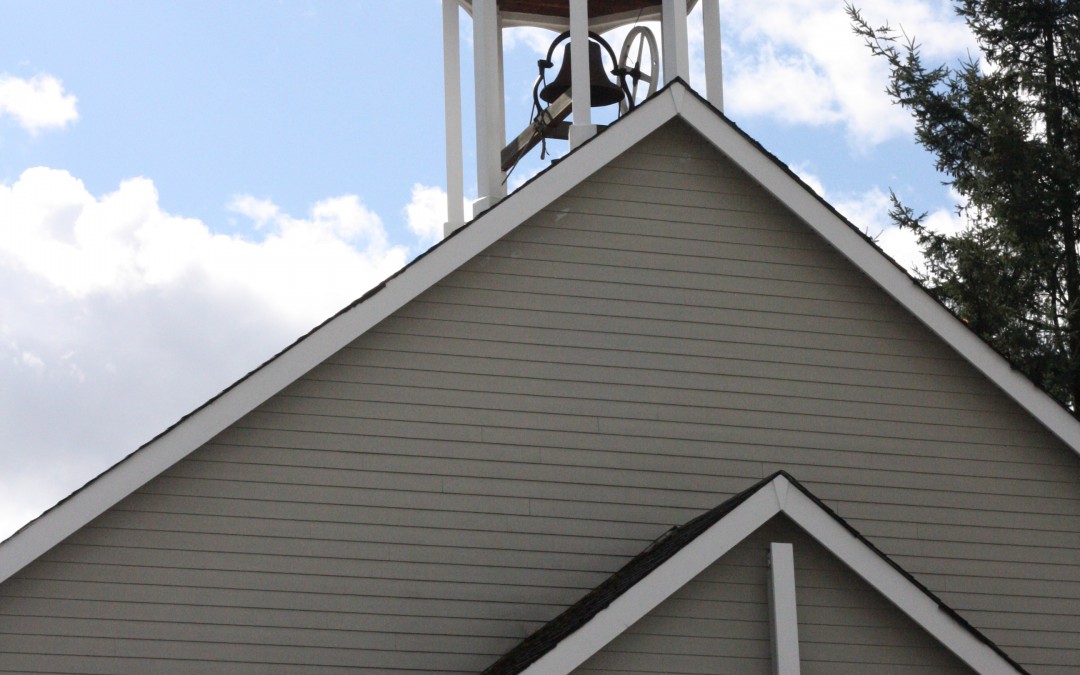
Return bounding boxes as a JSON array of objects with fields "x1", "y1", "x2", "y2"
[{"x1": 618, "y1": 26, "x2": 659, "y2": 111}]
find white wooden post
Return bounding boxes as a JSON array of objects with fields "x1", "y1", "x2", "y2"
[
  {"x1": 472, "y1": 0, "x2": 504, "y2": 213},
  {"x1": 661, "y1": 0, "x2": 690, "y2": 84},
  {"x1": 442, "y1": 0, "x2": 464, "y2": 237},
  {"x1": 496, "y1": 13, "x2": 507, "y2": 161},
  {"x1": 702, "y1": 0, "x2": 724, "y2": 110},
  {"x1": 568, "y1": 0, "x2": 597, "y2": 148},
  {"x1": 768, "y1": 542, "x2": 801, "y2": 675}
]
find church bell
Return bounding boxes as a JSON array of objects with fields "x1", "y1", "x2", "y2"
[{"x1": 539, "y1": 40, "x2": 625, "y2": 107}]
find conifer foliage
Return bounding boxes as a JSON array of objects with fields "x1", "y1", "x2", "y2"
[{"x1": 849, "y1": 1, "x2": 1080, "y2": 408}]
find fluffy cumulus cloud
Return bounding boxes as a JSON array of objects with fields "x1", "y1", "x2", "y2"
[
  {"x1": 0, "y1": 74, "x2": 78, "y2": 134},
  {"x1": 0, "y1": 168, "x2": 408, "y2": 323},
  {"x1": 404, "y1": 183, "x2": 475, "y2": 247},
  {"x1": 717, "y1": 0, "x2": 976, "y2": 147},
  {"x1": 405, "y1": 184, "x2": 451, "y2": 246},
  {"x1": 0, "y1": 168, "x2": 412, "y2": 539}
]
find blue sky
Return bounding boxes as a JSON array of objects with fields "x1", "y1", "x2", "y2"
[{"x1": 0, "y1": 0, "x2": 977, "y2": 539}]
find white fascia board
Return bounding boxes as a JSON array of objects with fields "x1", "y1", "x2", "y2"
[
  {"x1": 0, "y1": 87, "x2": 683, "y2": 585},
  {"x1": 520, "y1": 473, "x2": 1021, "y2": 675},
  {"x1": 522, "y1": 479, "x2": 784, "y2": 675},
  {"x1": 676, "y1": 95, "x2": 1080, "y2": 460},
  {"x1": 782, "y1": 486, "x2": 1021, "y2": 674}
]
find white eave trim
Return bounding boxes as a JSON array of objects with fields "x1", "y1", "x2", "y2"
[{"x1": 521, "y1": 474, "x2": 1022, "y2": 675}]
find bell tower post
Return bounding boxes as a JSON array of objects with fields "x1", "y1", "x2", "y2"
[
  {"x1": 442, "y1": 0, "x2": 724, "y2": 238},
  {"x1": 567, "y1": 0, "x2": 596, "y2": 148}
]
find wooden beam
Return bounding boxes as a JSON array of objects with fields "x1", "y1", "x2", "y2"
[{"x1": 501, "y1": 93, "x2": 573, "y2": 171}]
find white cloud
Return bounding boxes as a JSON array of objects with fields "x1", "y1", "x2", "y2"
[
  {"x1": 0, "y1": 168, "x2": 416, "y2": 539},
  {"x1": 0, "y1": 74, "x2": 78, "y2": 134},
  {"x1": 405, "y1": 184, "x2": 450, "y2": 247},
  {"x1": 793, "y1": 165, "x2": 933, "y2": 273},
  {"x1": 794, "y1": 166, "x2": 970, "y2": 275},
  {"x1": 504, "y1": 26, "x2": 558, "y2": 55},
  {"x1": 404, "y1": 183, "x2": 474, "y2": 248},
  {"x1": 228, "y1": 194, "x2": 279, "y2": 227},
  {"x1": 0, "y1": 168, "x2": 408, "y2": 324},
  {"x1": 712, "y1": 0, "x2": 974, "y2": 147}
]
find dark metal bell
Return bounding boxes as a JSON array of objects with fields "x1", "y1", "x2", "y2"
[{"x1": 539, "y1": 41, "x2": 625, "y2": 107}]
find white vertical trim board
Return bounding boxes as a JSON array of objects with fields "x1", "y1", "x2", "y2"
[
  {"x1": 768, "y1": 543, "x2": 801, "y2": 675},
  {"x1": 568, "y1": 0, "x2": 597, "y2": 147}
]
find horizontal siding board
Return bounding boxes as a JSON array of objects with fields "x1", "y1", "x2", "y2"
[
  {"x1": 1, "y1": 578, "x2": 574, "y2": 626},
  {"x1": 518, "y1": 208, "x2": 837, "y2": 255},
  {"x1": 0, "y1": 635, "x2": 491, "y2": 670},
  {"x1": 598, "y1": 413, "x2": 1051, "y2": 453},
  {"x1": 205, "y1": 429, "x2": 1067, "y2": 488},
  {"x1": 475, "y1": 426, "x2": 1068, "y2": 482},
  {"x1": 414, "y1": 286, "x2": 925, "y2": 343},
  {"x1": 23, "y1": 554, "x2": 608, "y2": 595},
  {"x1": 45, "y1": 533, "x2": 629, "y2": 576},
  {"x1": 295, "y1": 362, "x2": 1027, "y2": 435},
  {"x1": 393, "y1": 301, "x2": 978, "y2": 361},
  {"x1": 503, "y1": 218, "x2": 853, "y2": 272},
  {"x1": 0, "y1": 598, "x2": 543, "y2": 641},
  {"x1": 0, "y1": 654, "x2": 427, "y2": 675},
  {"x1": 584, "y1": 164, "x2": 771, "y2": 194},
  {"x1": 268, "y1": 377, "x2": 1038, "y2": 434},
  {"x1": 474, "y1": 235, "x2": 871, "y2": 286},
  {"x1": 140, "y1": 473, "x2": 533, "y2": 517},
  {"x1": 326, "y1": 341, "x2": 992, "y2": 402},
  {"x1": 438, "y1": 266, "x2": 910, "y2": 326},
  {"x1": 11, "y1": 565, "x2": 591, "y2": 609},
  {"x1": 366, "y1": 315, "x2": 994, "y2": 383}
]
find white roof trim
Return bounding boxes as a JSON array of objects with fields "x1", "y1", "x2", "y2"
[
  {"x1": 3, "y1": 80, "x2": 1079, "y2": 586},
  {"x1": 520, "y1": 474, "x2": 1022, "y2": 675}
]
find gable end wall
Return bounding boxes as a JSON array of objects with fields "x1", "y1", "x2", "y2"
[{"x1": 1, "y1": 120, "x2": 1078, "y2": 673}]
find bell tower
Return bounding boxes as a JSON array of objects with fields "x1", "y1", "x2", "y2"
[{"x1": 442, "y1": 0, "x2": 724, "y2": 236}]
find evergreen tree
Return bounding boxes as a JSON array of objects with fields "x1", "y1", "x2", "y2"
[{"x1": 849, "y1": 1, "x2": 1080, "y2": 408}]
